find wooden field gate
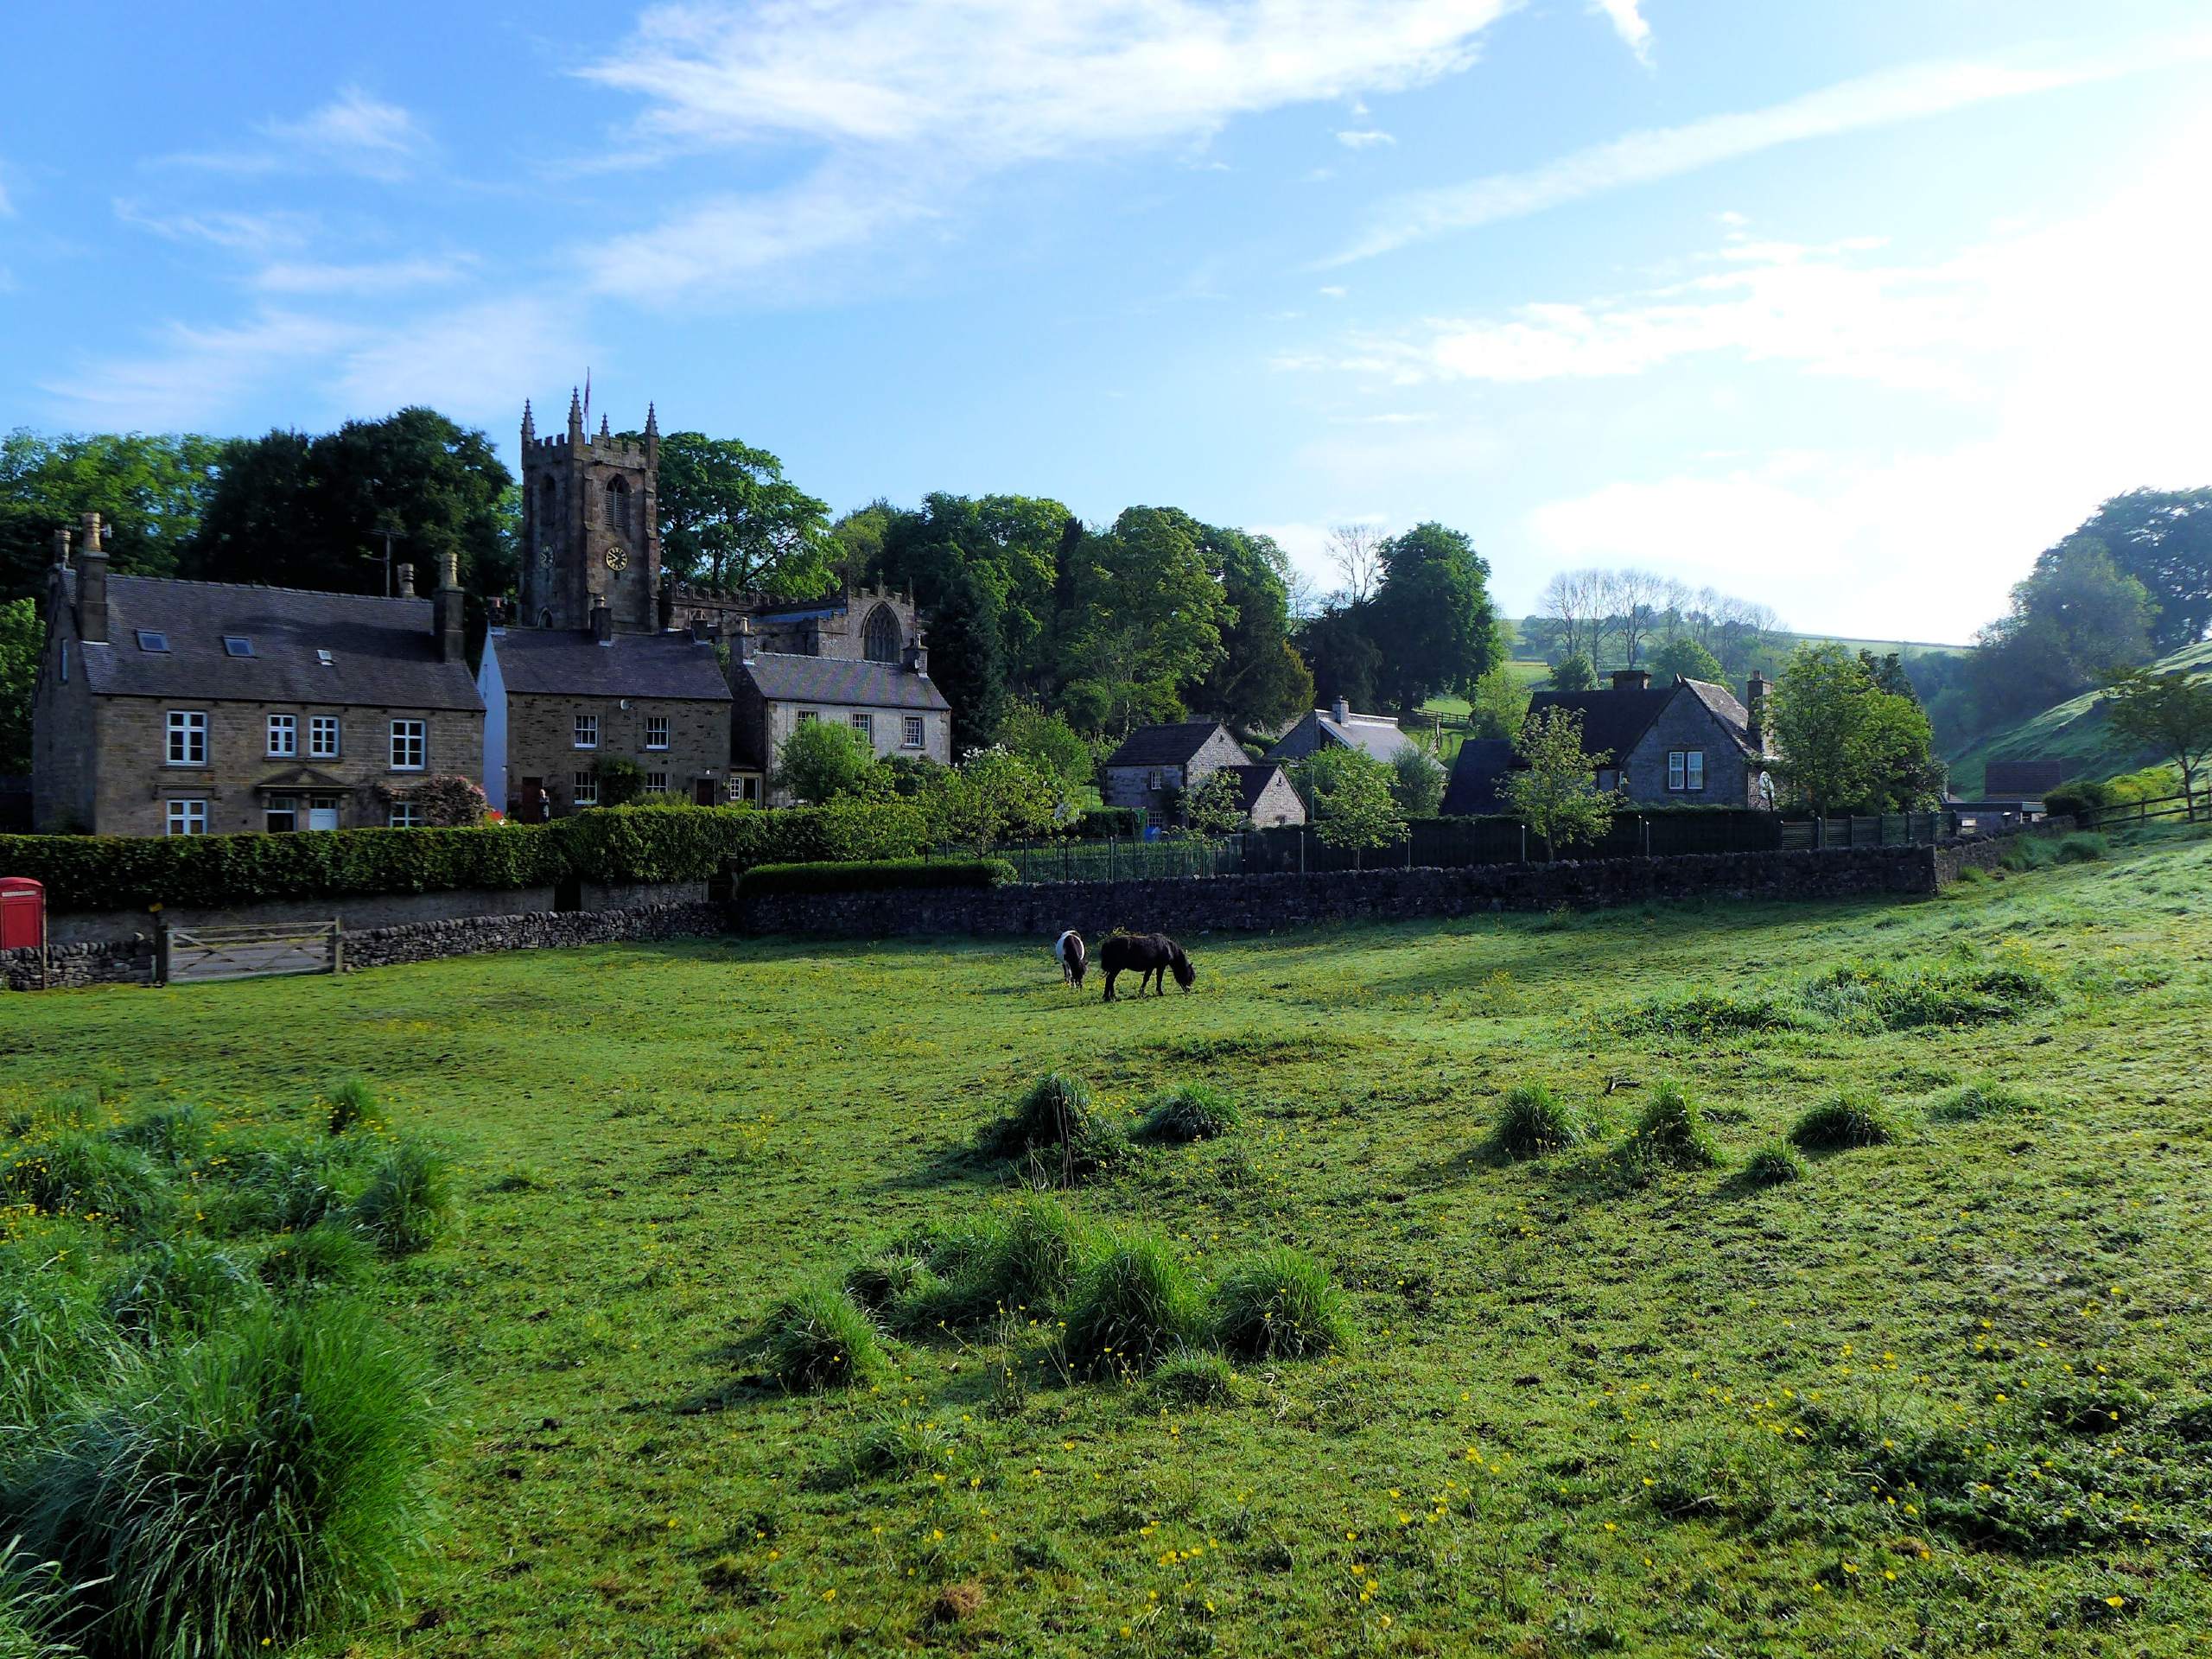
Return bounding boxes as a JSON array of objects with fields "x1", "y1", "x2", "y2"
[{"x1": 157, "y1": 919, "x2": 343, "y2": 985}]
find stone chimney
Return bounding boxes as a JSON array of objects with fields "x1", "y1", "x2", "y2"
[
  {"x1": 435, "y1": 551, "x2": 465, "y2": 662},
  {"x1": 396, "y1": 562, "x2": 416, "y2": 600},
  {"x1": 77, "y1": 513, "x2": 110, "y2": 644},
  {"x1": 1745, "y1": 672, "x2": 1770, "y2": 753},
  {"x1": 1611, "y1": 668, "x2": 1651, "y2": 692},
  {"x1": 903, "y1": 631, "x2": 929, "y2": 677},
  {"x1": 53, "y1": 526, "x2": 71, "y2": 569},
  {"x1": 591, "y1": 594, "x2": 614, "y2": 645},
  {"x1": 734, "y1": 614, "x2": 755, "y2": 665},
  {"x1": 688, "y1": 617, "x2": 721, "y2": 645},
  {"x1": 1331, "y1": 696, "x2": 1350, "y2": 724}
]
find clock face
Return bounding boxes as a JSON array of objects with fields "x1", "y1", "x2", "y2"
[{"x1": 604, "y1": 545, "x2": 629, "y2": 573}]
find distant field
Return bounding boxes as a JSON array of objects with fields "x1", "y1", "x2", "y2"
[
  {"x1": 1945, "y1": 636, "x2": 2212, "y2": 795},
  {"x1": 7, "y1": 825, "x2": 2211, "y2": 1656}
]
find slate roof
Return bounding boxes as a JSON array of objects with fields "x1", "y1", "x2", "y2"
[
  {"x1": 1677, "y1": 677, "x2": 1764, "y2": 758},
  {"x1": 68, "y1": 573, "x2": 481, "y2": 712},
  {"x1": 1440, "y1": 739, "x2": 1515, "y2": 817},
  {"x1": 1103, "y1": 721, "x2": 1230, "y2": 768},
  {"x1": 495, "y1": 627, "x2": 733, "y2": 702},
  {"x1": 1314, "y1": 712, "x2": 1413, "y2": 762},
  {"x1": 1220, "y1": 763, "x2": 1291, "y2": 814},
  {"x1": 1522, "y1": 677, "x2": 1766, "y2": 767},
  {"x1": 738, "y1": 651, "x2": 950, "y2": 711}
]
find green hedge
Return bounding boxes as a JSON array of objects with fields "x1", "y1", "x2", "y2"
[
  {"x1": 735, "y1": 857, "x2": 1016, "y2": 898},
  {"x1": 0, "y1": 799, "x2": 934, "y2": 913},
  {"x1": 1076, "y1": 808, "x2": 1142, "y2": 839}
]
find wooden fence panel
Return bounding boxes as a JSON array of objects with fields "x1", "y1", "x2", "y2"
[{"x1": 159, "y1": 920, "x2": 341, "y2": 985}]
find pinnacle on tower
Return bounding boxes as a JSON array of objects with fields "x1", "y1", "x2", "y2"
[
  {"x1": 600, "y1": 413, "x2": 611, "y2": 439},
  {"x1": 567, "y1": 386, "x2": 584, "y2": 437},
  {"x1": 521, "y1": 398, "x2": 536, "y2": 442},
  {"x1": 645, "y1": 401, "x2": 658, "y2": 438}
]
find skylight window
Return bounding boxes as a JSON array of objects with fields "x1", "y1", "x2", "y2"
[
  {"x1": 316, "y1": 649, "x2": 335, "y2": 666},
  {"x1": 223, "y1": 636, "x2": 255, "y2": 657},
  {"x1": 136, "y1": 630, "x2": 169, "y2": 652}
]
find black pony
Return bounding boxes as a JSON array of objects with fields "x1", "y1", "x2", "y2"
[{"x1": 1099, "y1": 932, "x2": 1195, "y2": 1001}]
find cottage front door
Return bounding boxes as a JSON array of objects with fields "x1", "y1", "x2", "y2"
[
  {"x1": 693, "y1": 778, "x2": 717, "y2": 806},
  {"x1": 307, "y1": 796, "x2": 340, "y2": 832}
]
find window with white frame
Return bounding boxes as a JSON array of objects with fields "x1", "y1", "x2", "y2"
[
  {"x1": 1667, "y1": 750, "x2": 1706, "y2": 792},
  {"x1": 389, "y1": 719, "x2": 427, "y2": 772},
  {"x1": 645, "y1": 715, "x2": 669, "y2": 750},
  {"x1": 266, "y1": 714, "x2": 297, "y2": 758},
  {"x1": 573, "y1": 769, "x2": 598, "y2": 807},
  {"x1": 309, "y1": 715, "x2": 340, "y2": 759},
  {"x1": 901, "y1": 715, "x2": 925, "y2": 749},
  {"x1": 574, "y1": 714, "x2": 598, "y2": 749},
  {"x1": 388, "y1": 801, "x2": 423, "y2": 829},
  {"x1": 645, "y1": 770, "x2": 668, "y2": 795},
  {"x1": 166, "y1": 799, "x2": 207, "y2": 836},
  {"x1": 166, "y1": 710, "x2": 207, "y2": 766},
  {"x1": 850, "y1": 712, "x2": 873, "y2": 742},
  {"x1": 266, "y1": 797, "x2": 298, "y2": 834},
  {"x1": 797, "y1": 710, "x2": 819, "y2": 727}
]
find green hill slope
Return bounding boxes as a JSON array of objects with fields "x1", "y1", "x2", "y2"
[{"x1": 1946, "y1": 636, "x2": 2212, "y2": 796}]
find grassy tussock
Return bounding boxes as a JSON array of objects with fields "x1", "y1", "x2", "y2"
[
  {"x1": 982, "y1": 1073, "x2": 1128, "y2": 1176},
  {"x1": 8, "y1": 1301, "x2": 434, "y2": 1659},
  {"x1": 103, "y1": 1240, "x2": 265, "y2": 1342},
  {"x1": 1135, "y1": 1084, "x2": 1242, "y2": 1144},
  {"x1": 1928, "y1": 1081, "x2": 2041, "y2": 1122},
  {"x1": 1790, "y1": 1090, "x2": 1897, "y2": 1151},
  {"x1": 1060, "y1": 1234, "x2": 1207, "y2": 1378},
  {"x1": 1624, "y1": 1083, "x2": 1721, "y2": 1171},
  {"x1": 1212, "y1": 1248, "x2": 1352, "y2": 1361},
  {"x1": 349, "y1": 1140, "x2": 451, "y2": 1257},
  {"x1": 1488, "y1": 1084, "x2": 1585, "y2": 1161},
  {"x1": 257, "y1": 1224, "x2": 377, "y2": 1301},
  {"x1": 1149, "y1": 1350, "x2": 1241, "y2": 1406},
  {"x1": 322, "y1": 1077, "x2": 383, "y2": 1136},
  {"x1": 1, "y1": 1132, "x2": 169, "y2": 1230},
  {"x1": 757, "y1": 1284, "x2": 887, "y2": 1392},
  {"x1": 1740, "y1": 1144, "x2": 1806, "y2": 1186}
]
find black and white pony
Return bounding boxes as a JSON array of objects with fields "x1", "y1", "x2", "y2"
[
  {"x1": 1099, "y1": 932, "x2": 1195, "y2": 1001},
  {"x1": 1053, "y1": 929, "x2": 1087, "y2": 988}
]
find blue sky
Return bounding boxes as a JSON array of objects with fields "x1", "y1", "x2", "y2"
[{"x1": 5, "y1": 1, "x2": 2211, "y2": 642}]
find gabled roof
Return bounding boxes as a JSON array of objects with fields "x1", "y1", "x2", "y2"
[
  {"x1": 1317, "y1": 712, "x2": 1412, "y2": 761},
  {"x1": 1677, "y1": 678, "x2": 1764, "y2": 759},
  {"x1": 1219, "y1": 763, "x2": 1291, "y2": 814},
  {"x1": 66, "y1": 573, "x2": 482, "y2": 712},
  {"x1": 495, "y1": 627, "x2": 733, "y2": 702},
  {"x1": 1440, "y1": 739, "x2": 1515, "y2": 816},
  {"x1": 1103, "y1": 721, "x2": 1229, "y2": 768},
  {"x1": 738, "y1": 651, "x2": 950, "y2": 711},
  {"x1": 1523, "y1": 685, "x2": 1675, "y2": 763}
]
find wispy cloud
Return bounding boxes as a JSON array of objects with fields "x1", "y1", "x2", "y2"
[
  {"x1": 1329, "y1": 29, "x2": 2212, "y2": 264},
  {"x1": 253, "y1": 257, "x2": 472, "y2": 296},
  {"x1": 1335, "y1": 129, "x2": 1396, "y2": 149},
  {"x1": 579, "y1": 0, "x2": 1512, "y2": 298},
  {"x1": 1593, "y1": 0, "x2": 1651, "y2": 63},
  {"x1": 114, "y1": 200, "x2": 319, "y2": 257},
  {"x1": 162, "y1": 87, "x2": 433, "y2": 182}
]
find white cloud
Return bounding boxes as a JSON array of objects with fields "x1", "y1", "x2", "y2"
[
  {"x1": 1318, "y1": 284, "x2": 1347, "y2": 298},
  {"x1": 579, "y1": 0, "x2": 1511, "y2": 296},
  {"x1": 164, "y1": 88, "x2": 432, "y2": 182},
  {"x1": 1329, "y1": 27, "x2": 2212, "y2": 264},
  {"x1": 1593, "y1": 0, "x2": 1650, "y2": 63},
  {"x1": 1335, "y1": 129, "x2": 1396, "y2": 149},
  {"x1": 39, "y1": 312, "x2": 365, "y2": 429},
  {"x1": 252, "y1": 257, "x2": 472, "y2": 296},
  {"x1": 1516, "y1": 120, "x2": 2212, "y2": 639},
  {"x1": 331, "y1": 297, "x2": 589, "y2": 423},
  {"x1": 114, "y1": 201, "x2": 319, "y2": 257}
]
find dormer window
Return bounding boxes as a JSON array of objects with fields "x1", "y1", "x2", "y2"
[
  {"x1": 137, "y1": 630, "x2": 170, "y2": 652},
  {"x1": 223, "y1": 636, "x2": 255, "y2": 657}
]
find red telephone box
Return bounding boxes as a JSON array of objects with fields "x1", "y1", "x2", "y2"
[{"x1": 0, "y1": 878, "x2": 44, "y2": 950}]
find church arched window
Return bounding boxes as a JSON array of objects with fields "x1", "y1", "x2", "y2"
[
  {"x1": 605, "y1": 475, "x2": 631, "y2": 538},
  {"x1": 862, "y1": 604, "x2": 901, "y2": 664},
  {"x1": 537, "y1": 474, "x2": 556, "y2": 550}
]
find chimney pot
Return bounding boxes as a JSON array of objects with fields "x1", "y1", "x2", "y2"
[
  {"x1": 1331, "y1": 696, "x2": 1350, "y2": 724},
  {"x1": 592, "y1": 596, "x2": 614, "y2": 645},
  {"x1": 1745, "y1": 672, "x2": 1770, "y2": 752},
  {"x1": 396, "y1": 562, "x2": 416, "y2": 599},
  {"x1": 77, "y1": 528, "x2": 111, "y2": 645}
]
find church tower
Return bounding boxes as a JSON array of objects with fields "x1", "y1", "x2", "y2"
[{"x1": 517, "y1": 391, "x2": 662, "y2": 632}]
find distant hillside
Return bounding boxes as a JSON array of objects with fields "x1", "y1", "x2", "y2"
[
  {"x1": 1944, "y1": 636, "x2": 2212, "y2": 796},
  {"x1": 1497, "y1": 619, "x2": 1967, "y2": 664}
]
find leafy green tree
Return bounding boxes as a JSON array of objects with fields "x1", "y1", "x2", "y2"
[
  {"x1": 643, "y1": 431, "x2": 833, "y2": 597},
  {"x1": 2102, "y1": 667, "x2": 2212, "y2": 815},
  {"x1": 0, "y1": 596, "x2": 39, "y2": 773},
  {"x1": 772, "y1": 720, "x2": 882, "y2": 804},
  {"x1": 1180, "y1": 768, "x2": 1249, "y2": 836},
  {"x1": 188, "y1": 409, "x2": 512, "y2": 600},
  {"x1": 1651, "y1": 636, "x2": 1726, "y2": 685},
  {"x1": 593, "y1": 756, "x2": 648, "y2": 809},
  {"x1": 1465, "y1": 663, "x2": 1531, "y2": 741},
  {"x1": 1551, "y1": 653, "x2": 1595, "y2": 692},
  {"x1": 0, "y1": 429, "x2": 224, "y2": 601},
  {"x1": 1968, "y1": 537, "x2": 2158, "y2": 724},
  {"x1": 1367, "y1": 522, "x2": 1500, "y2": 713},
  {"x1": 1060, "y1": 507, "x2": 1230, "y2": 737},
  {"x1": 999, "y1": 702, "x2": 1095, "y2": 793},
  {"x1": 931, "y1": 748, "x2": 1065, "y2": 851},
  {"x1": 1294, "y1": 603, "x2": 1381, "y2": 711},
  {"x1": 1189, "y1": 525, "x2": 1313, "y2": 733},
  {"x1": 1389, "y1": 743, "x2": 1446, "y2": 818},
  {"x1": 2063, "y1": 488, "x2": 2212, "y2": 652},
  {"x1": 1769, "y1": 643, "x2": 1942, "y2": 815},
  {"x1": 1292, "y1": 747, "x2": 1407, "y2": 855},
  {"x1": 1503, "y1": 706, "x2": 1619, "y2": 860}
]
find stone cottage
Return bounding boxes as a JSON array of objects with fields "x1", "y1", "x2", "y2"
[
  {"x1": 1449, "y1": 668, "x2": 1777, "y2": 812},
  {"x1": 1099, "y1": 721, "x2": 1303, "y2": 830},
  {"x1": 32, "y1": 515, "x2": 483, "y2": 836},
  {"x1": 1267, "y1": 697, "x2": 1414, "y2": 766}
]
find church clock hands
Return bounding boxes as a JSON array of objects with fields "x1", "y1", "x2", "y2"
[{"x1": 604, "y1": 545, "x2": 629, "y2": 573}]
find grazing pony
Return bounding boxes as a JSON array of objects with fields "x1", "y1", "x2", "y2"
[
  {"x1": 1054, "y1": 929, "x2": 1087, "y2": 988},
  {"x1": 1099, "y1": 932, "x2": 1196, "y2": 1001}
]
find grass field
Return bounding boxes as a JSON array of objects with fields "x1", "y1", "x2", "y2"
[
  {"x1": 6, "y1": 827, "x2": 2210, "y2": 1656},
  {"x1": 1944, "y1": 637, "x2": 2212, "y2": 796}
]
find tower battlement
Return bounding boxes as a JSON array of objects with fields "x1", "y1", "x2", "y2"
[{"x1": 516, "y1": 391, "x2": 661, "y2": 634}]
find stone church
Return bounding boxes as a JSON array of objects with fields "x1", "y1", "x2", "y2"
[{"x1": 478, "y1": 391, "x2": 950, "y2": 817}]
